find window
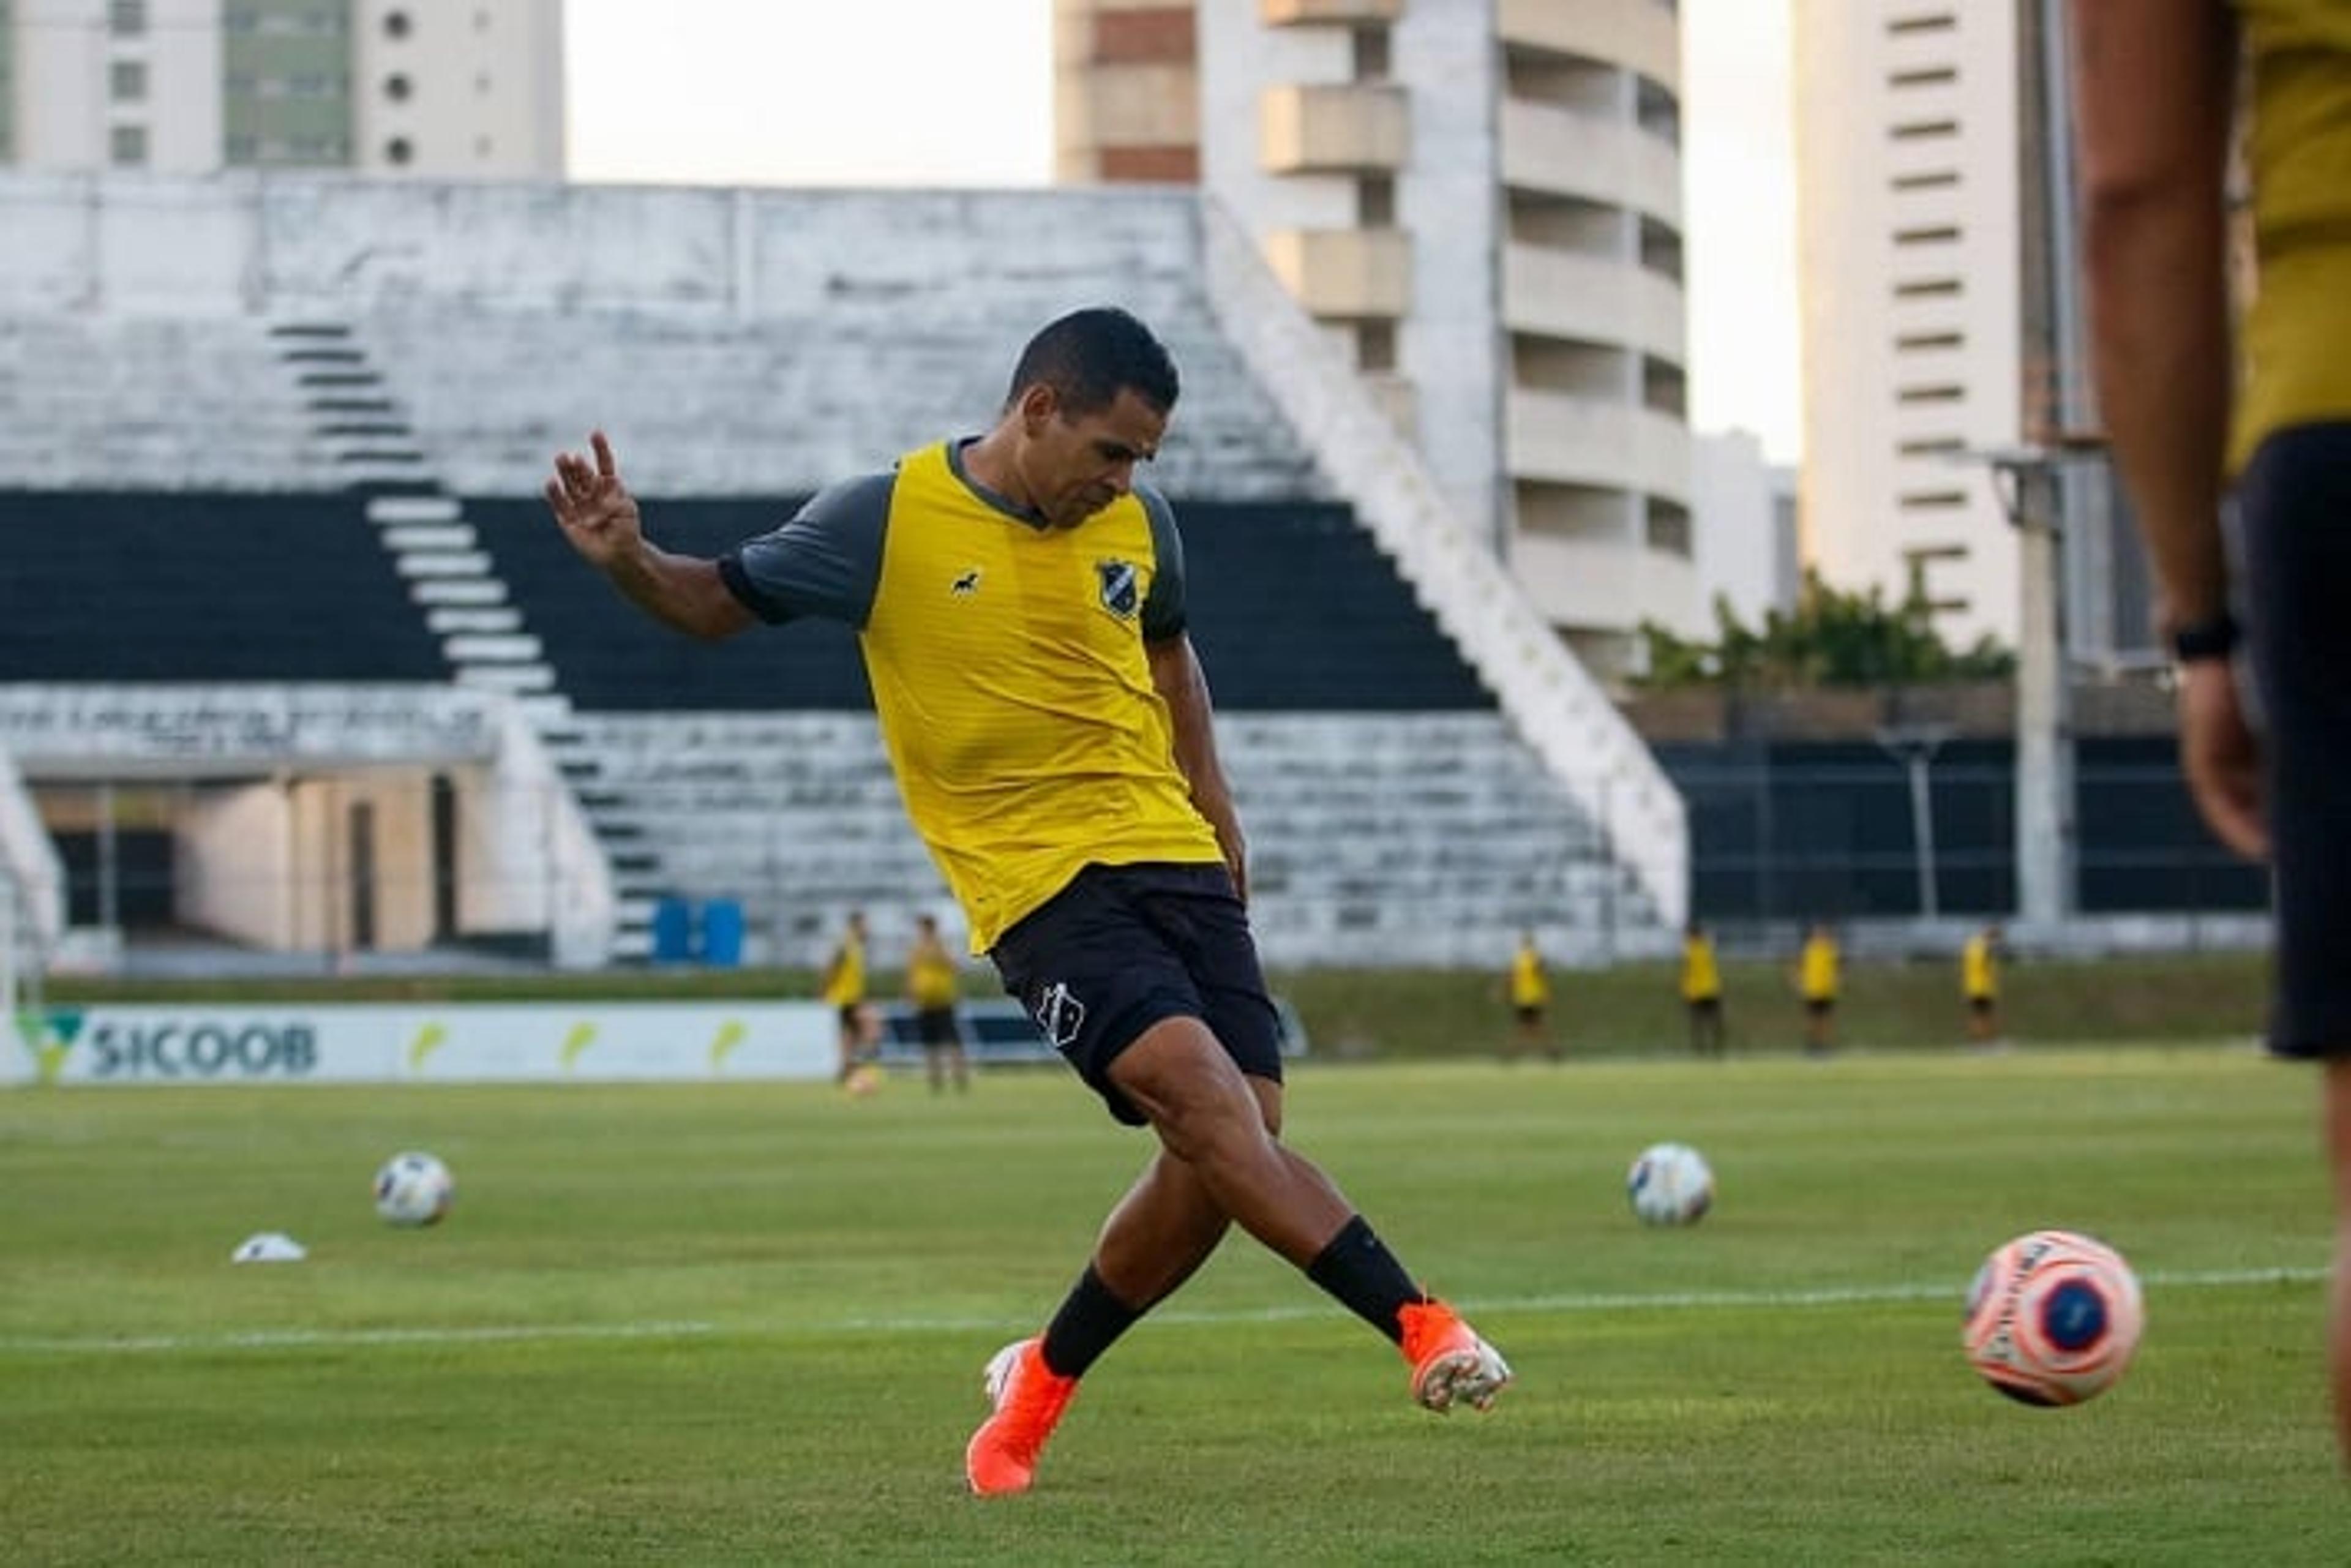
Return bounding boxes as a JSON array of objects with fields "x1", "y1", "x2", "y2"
[
  {"x1": 1888, "y1": 67, "x2": 1958, "y2": 88},
  {"x1": 1887, "y1": 12, "x2": 1955, "y2": 34},
  {"x1": 384, "y1": 135, "x2": 414, "y2": 165},
  {"x1": 110, "y1": 60, "x2": 147, "y2": 102},
  {"x1": 384, "y1": 73, "x2": 413, "y2": 103},
  {"x1": 1893, "y1": 278, "x2": 1962, "y2": 299},
  {"x1": 108, "y1": 0, "x2": 146, "y2": 36},
  {"x1": 1352, "y1": 26, "x2": 1389, "y2": 81},
  {"x1": 1891, "y1": 119, "x2": 1959, "y2": 141},
  {"x1": 110, "y1": 124, "x2": 148, "y2": 165},
  {"x1": 1899, "y1": 490, "x2": 1968, "y2": 509},
  {"x1": 1358, "y1": 174, "x2": 1394, "y2": 227},
  {"x1": 1891, "y1": 169, "x2": 1960, "y2": 191},
  {"x1": 383, "y1": 9, "x2": 411, "y2": 39},
  {"x1": 1894, "y1": 225, "x2": 1961, "y2": 246},
  {"x1": 1895, "y1": 331, "x2": 1965, "y2": 351},
  {"x1": 1356, "y1": 319, "x2": 1396, "y2": 373},
  {"x1": 1897, "y1": 437, "x2": 1964, "y2": 456},
  {"x1": 1646, "y1": 501, "x2": 1692, "y2": 558},
  {"x1": 1897, "y1": 384, "x2": 1965, "y2": 405}
]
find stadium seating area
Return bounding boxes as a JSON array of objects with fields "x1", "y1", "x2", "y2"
[{"x1": 0, "y1": 174, "x2": 1670, "y2": 967}]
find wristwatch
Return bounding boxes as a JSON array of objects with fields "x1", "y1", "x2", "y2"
[{"x1": 2168, "y1": 610, "x2": 2240, "y2": 664}]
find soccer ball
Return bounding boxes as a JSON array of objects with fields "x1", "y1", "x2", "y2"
[
  {"x1": 844, "y1": 1062, "x2": 885, "y2": 1098},
  {"x1": 1627, "y1": 1141, "x2": 1714, "y2": 1226},
  {"x1": 1962, "y1": 1229, "x2": 2143, "y2": 1406},
  {"x1": 373, "y1": 1150, "x2": 454, "y2": 1227}
]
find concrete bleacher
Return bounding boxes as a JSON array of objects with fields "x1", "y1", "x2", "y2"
[{"x1": 0, "y1": 173, "x2": 1678, "y2": 967}]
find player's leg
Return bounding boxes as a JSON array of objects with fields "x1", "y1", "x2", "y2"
[{"x1": 2327, "y1": 1060, "x2": 2351, "y2": 1470}]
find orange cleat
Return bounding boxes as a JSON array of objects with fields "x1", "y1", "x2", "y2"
[
  {"x1": 1398, "y1": 1299, "x2": 1513, "y2": 1413},
  {"x1": 964, "y1": 1337, "x2": 1079, "y2": 1496}
]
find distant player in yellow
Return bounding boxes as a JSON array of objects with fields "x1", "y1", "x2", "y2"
[
  {"x1": 1961, "y1": 924, "x2": 2003, "y2": 1048},
  {"x1": 546, "y1": 307, "x2": 1508, "y2": 1498},
  {"x1": 819, "y1": 910, "x2": 874, "y2": 1086},
  {"x1": 1505, "y1": 931, "x2": 1556, "y2": 1062},
  {"x1": 1795, "y1": 923, "x2": 1840, "y2": 1056},
  {"x1": 1681, "y1": 919, "x2": 1724, "y2": 1057},
  {"x1": 907, "y1": 912, "x2": 970, "y2": 1094}
]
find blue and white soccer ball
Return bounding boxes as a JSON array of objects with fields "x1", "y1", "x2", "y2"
[
  {"x1": 1627, "y1": 1141, "x2": 1714, "y2": 1226},
  {"x1": 373, "y1": 1150, "x2": 455, "y2": 1227}
]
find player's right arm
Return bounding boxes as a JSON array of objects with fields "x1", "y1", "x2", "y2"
[{"x1": 546, "y1": 430, "x2": 756, "y2": 640}]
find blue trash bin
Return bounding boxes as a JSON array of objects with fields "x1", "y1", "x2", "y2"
[
  {"x1": 699, "y1": 899, "x2": 745, "y2": 967},
  {"x1": 650, "y1": 896, "x2": 693, "y2": 964}
]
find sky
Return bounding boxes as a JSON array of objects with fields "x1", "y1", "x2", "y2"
[{"x1": 564, "y1": 0, "x2": 1801, "y2": 465}]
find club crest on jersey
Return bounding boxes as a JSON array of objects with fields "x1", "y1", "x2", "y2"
[
  {"x1": 1096, "y1": 559, "x2": 1140, "y2": 620},
  {"x1": 951, "y1": 567, "x2": 982, "y2": 596},
  {"x1": 1033, "y1": 981, "x2": 1086, "y2": 1049}
]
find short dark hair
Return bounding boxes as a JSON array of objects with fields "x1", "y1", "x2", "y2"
[{"x1": 1005, "y1": 307, "x2": 1180, "y2": 418}]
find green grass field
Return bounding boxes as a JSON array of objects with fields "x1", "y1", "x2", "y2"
[{"x1": 4, "y1": 1046, "x2": 2343, "y2": 1564}]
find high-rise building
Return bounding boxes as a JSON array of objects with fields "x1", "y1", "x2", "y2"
[
  {"x1": 1056, "y1": 0, "x2": 1698, "y2": 673},
  {"x1": 1794, "y1": 0, "x2": 2152, "y2": 667},
  {"x1": 1794, "y1": 0, "x2": 2025, "y2": 645},
  {"x1": 2, "y1": 0, "x2": 563, "y2": 178}
]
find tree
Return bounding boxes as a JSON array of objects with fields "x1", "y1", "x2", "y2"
[{"x1": 1635, "y1": 571, "x2": 2015, "y2": 690}]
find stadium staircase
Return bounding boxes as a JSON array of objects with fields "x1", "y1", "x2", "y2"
[{"x1": 263, "y1": 321, "x2": 668, "y2": 959}]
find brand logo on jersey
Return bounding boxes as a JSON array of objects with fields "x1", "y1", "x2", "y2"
[
  {"x1": 951, "y1": 568, "x2": 982, "y2": 596},
  {"x1": 1033, "y1": 981, "x2": 1086, "y2": 1050},
  {"x1": 1096, "y1": 560, "x2": 1139, "y2": 620}
]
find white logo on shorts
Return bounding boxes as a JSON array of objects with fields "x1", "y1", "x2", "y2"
[{"x1": 1033, "y1": 981, "x2": 1086, "y2": 1049}]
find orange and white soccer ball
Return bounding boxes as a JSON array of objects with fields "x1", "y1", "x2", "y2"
[{"x1": 1962, "y1": 1229, "x2": 2143, "y2": 1405}]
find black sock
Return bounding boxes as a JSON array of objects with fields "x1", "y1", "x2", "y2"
[
  {"x1": 1038, "y1": 1264, "x2": 1146, "y2": 1380},
  {"x1": 1306, "y1": 1215, "x2": 1426, "y2": 1345}
]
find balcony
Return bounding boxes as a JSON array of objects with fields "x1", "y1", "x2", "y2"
[
  {"x1": 1505, "y1": 389, "x2": 1691, "y2": 503},
  {"x1": 1502, "y1": 244, "x2": 1684, "y2": 363},
  {"x1": 1262, "y1": 227, "x2": 1412, "y2": 319},
  {"x1": 1499, "y1": 99, "x2": 1681, "y2": 225},
  {"x1": 1498, "y1": 0, "x2": 1678, "y2": 89},
  {"x1": 1512, "y1": 527, "x2": 1701, "y2": 639},
  {"x1": 1262, "y1": 0, "x2": 1404, "y2": 24},
  {"x1": 1261, "y1": 83, "x2": 1409, "y2": 174}
]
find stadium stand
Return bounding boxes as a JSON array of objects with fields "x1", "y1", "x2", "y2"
[{"x1": 0, "y1": 173, "x2": 1677, "y2": 968}]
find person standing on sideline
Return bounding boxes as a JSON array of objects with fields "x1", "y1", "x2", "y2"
[
  {"x1": 819, "y1": 909, "x2": 874, "y2": 1086},
  {"x1": 544, "y1": 307, "x2": 1509, "y2": 1498},
  {"x1": 1681, "y1": 919, "x2": 1725, "y2": 1057},
  {"x1": 1505, "y1": 930, "x2": 1556, "y2": 1062},
  {"x1": 1795, "y1": 923, "x2": 1840, "y2": 1056},
  {"x1": 907, "y1": 912, "x2": 972, "y2": 1094},
  {"x1": 2069, "y1": 0, "x2": 2351, "y2": 1467},
  {"x1": 1961, "y1": 923, "x2": 2004, "y2": 1048}
]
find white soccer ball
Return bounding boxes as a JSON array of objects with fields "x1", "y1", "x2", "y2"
[
  {"x1": 1627, "y1": 1141, "x2": 1714, "y2": 1226},
  {"x1": 373, "y1": 1150, "x2": 454, "y2": 1227},
  {"x1": 1962, "y1": 1229, "x2": 2143, "y2": 1406}
]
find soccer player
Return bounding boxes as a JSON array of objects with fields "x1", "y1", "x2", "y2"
[
  {"x1": 1960, "y1": 923, "x2": 2002, "y2": 1048},
  {"x1": 1681, "y1": 919, "x2": 1724, "y2": 1057},
  {"x1": 2069, "y1": 0, "x2": 2351, "y2": 1468},
  {"x1": 906, "y1": 912, "x2": 970, "y2": 1094},
  {"x1": 544, "y1": 307, "x2": 1510, "y2": 1496},
  {"x1": 819, "y1": 910, "x2": 872, "y2": 1086},
  {"x1": 1795, "y1": 923, "x2": 1839, "y2": 1056},
  {"x1": 1505, "y1": 930, "x2": 1556, "y2": 1061}
]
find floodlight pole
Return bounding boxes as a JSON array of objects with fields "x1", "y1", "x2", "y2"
[
  {"x1": 1876, "y1": 724, "x2": 1953, "y2": 921},
  {"x1": 1965, "y1": 443, "x2": 2102, "y2": 931}
]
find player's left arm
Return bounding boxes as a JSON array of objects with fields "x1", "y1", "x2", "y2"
[{"x1": 1150, "y1": 632, "x2": 1248, "y2": 904}]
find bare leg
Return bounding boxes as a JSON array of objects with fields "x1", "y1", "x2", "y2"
[
  {"x1": 1107, "y1": 1016, "x2": 1355, "y2": 1267},
  {"x1": 2327, "y1": 1059, "x2": 2351, "y2": 1471}
]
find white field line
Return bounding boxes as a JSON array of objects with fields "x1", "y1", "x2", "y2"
[{"x1": 0, "y1": 1266, "x2": 2325, "y2": 1357}]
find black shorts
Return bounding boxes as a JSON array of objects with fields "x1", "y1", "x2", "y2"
[
  {"x1": 2243, "y1": 421, "x2": 2351, "y2": 1057},
  {"x1": 1687, "y1": 996, "x2": 1722, "y2": 1018},
  {"x1": 1968, "y1": 994, "x2": 1996, "y2": 1016},
  {"x1": 1805, "y1": 997, "x2": 1835, "y2": 1018},
  {"x1": 915, "y1": 1005, "x2": 961, "y2": 1048},
  {"x1": 989, "y1": 861, "x2": 1284, "y2": 1126},
  {"x1": 1513, "y1": 1004, "x2": 1544, "y2": 1027}
]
